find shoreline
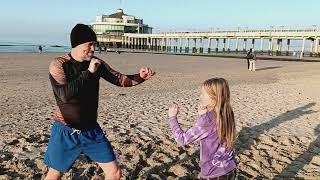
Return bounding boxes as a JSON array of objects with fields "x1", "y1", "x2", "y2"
[{"x1": 2, "y1": 50, "x2": 319, "y2": 62}]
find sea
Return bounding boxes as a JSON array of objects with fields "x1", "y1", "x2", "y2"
[{"x1": 0, "y1": 42, "x2": 70, "y2": 53}]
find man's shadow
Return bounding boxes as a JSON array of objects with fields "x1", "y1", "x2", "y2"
[
  {"x1": 273, "y1": 124, "x2": 320, "y2": 179},
  {"x1": 255, "y1": 66, "x2": 282, "y2": 71}
]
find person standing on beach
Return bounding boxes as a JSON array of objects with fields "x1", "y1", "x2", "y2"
[
  {"x1": 246, "y1": 48, "x2": 254, "y2": 69},
  {"x1": 168, "y1": 78, "x2": 237, "y2": 180},
  {"x1": 44, "y1": 23, "x2": 155, "y2": 180},
  {"x1": 249, "y1": 49, "x2": 257, "y2": 71},
  {"x1": 38, "y1": 45, "x2": 43, "y2": 54}
]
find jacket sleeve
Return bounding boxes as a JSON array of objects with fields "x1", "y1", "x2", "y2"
[
  {"x1": 49, "y1": 59, "x2": 96, "y2": 103},
  {"x1": 98, "y1": 60, "x2": 145, "y2": 87},
  {"x1": 169, "y1": 113, "x2": 214, "y2": 145}
]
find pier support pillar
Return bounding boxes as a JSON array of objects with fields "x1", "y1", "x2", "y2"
[
  {"x1": 192, "y1": 38, "x2": 197, "y2": 53},
  {"x1": 162, "y1": 38, "x2": 166, "y2": 51},
  {"x1": 123, "y1": 37, "x2": 126, "y2": 48},
  {"x1": 243, "y1": 39, "x2": 247, "y2": 52},
  {"x1": 166, "y1": 38, "x2": 169, "y2": 52},
  {"x1": 136, "y1": 38, "x2": 138, "y2": 49},
  {"x1": 260, "y1": 38, "x2": 264, "y2": 54},
  {"x1": 175, "y1": 38, "x2": 179, "y2": 53},
  {"x1": 127, "y1": 37, "x2": 129, "y2": 48},
  {"x1": 268, "y1": 38, "x2": 273, "y2": 55},
  {"x1": 207, "y1": 38, "x2": 211, "y2": 53},
  {"x1": 315, "y1": 38, "x2": 319, "y2": 54},
  {"x1": 215, "y1": 39, "x2": 219, "y2": 53},
  {"x1": 235, "y1": 38, "x2": 239, "y2": 52},
  {"x1": 222, "y1": 39, "x2": 226, "y2": 52},
  {"x1": 142, "y1": 38, "x2": 145, "y2": 49},
  {"x1": 145, "y1": 38, "x2": 148, "y2": 49},
  {"x1": 310, "y1": 39, "x2": 315, "y2": 56},
  {"x1": 200, "y1": 38, "x2": 204, "y2": 53},
  {"x1": 152, "y1": 38, "x2": 155, "y2": 51},
  {"x1": 252, "y1": 39, "x2": 255, "y2": 49},
  {"x1": 153, "y1": 38, "x2": 157, "y2": 51},
  {"x1": 185, "y1": 38, "x2": 189, "y2": 53},
  {"x1": 121, "y1": 36, "x2": 124, "y2": 48},
  {"x1": 128, "y1": 38, "x2": 131, "y2": 49},
  {"x1": 286, "y1": 39, "x2": 290, "y2": 56},
  {"x1": 134, "y1": 38, "x2": 137, "y2": 49},
  {"x1": 276, "y1": 39, "x2": 282, "y2": 56},
  {"x1": 300, "y1": 38, "x2": 306, "y2": 59},
  {"x1": 157, "y1": 39, "x2": 160, "y2": 51}
]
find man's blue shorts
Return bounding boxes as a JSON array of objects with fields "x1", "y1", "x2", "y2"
[{"x1": 44, "y1": 121, "x2": 116, "y2": 173}]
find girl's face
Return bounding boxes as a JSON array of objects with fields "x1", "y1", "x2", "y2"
[{"x1": 200, "y1": 86, "x2": 213, "y2": 108}]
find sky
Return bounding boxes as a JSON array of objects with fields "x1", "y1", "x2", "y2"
[{"x1": 0, "y1": 0, "x2": 319, "y2": 45}]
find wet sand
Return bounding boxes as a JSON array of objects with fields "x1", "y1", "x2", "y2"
[{"x1": 0, "y1": 53, "x2": 320, "y2": 179}]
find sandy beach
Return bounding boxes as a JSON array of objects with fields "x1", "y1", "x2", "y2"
[{"x1": 0, "y1": 52, "x2": 320, "y2": 179}]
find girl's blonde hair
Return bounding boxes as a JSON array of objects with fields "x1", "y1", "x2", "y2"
[{"x1": 203, "y1": 78, "x2": 236, "y2": 150}]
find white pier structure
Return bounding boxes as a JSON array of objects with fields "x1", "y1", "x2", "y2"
[{"x1": 121, "y1": 29, "x2": 320, "y2": 58}]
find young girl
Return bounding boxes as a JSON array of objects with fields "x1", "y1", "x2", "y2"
[{"x1": 168, "y1": 78, "x2": 237, "y2": 180}]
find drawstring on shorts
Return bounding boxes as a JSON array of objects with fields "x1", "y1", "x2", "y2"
[{"x1": 71, "y1": 128, "x2": 81, "y2": 135}]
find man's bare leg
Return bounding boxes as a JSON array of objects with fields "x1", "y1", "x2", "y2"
[
  {"x1": 45, "y1": 168, "x2": 62, "y2": 180},
  {"x1": 98, "y1": 161, "x2": 121, "y2": 180}
]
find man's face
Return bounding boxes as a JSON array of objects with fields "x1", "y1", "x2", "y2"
[{"x1": 76, "y1": 41, "x2": 97, "y2": 61}]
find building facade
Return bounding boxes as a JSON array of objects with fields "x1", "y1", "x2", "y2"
[{"x1": 91, "y1": 9, "x2": 152, "y2": 48}]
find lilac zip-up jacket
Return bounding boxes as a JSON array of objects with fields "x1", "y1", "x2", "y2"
[{"x1": 169, "y1": 111, "x2": 237, "y2": 178}]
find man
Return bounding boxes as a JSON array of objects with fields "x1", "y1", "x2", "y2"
[
  {"x1": 249, "y1": 49, "x2": 257, "y2": 71},
  {"x1": 246, "y1": 48, "x2": 253, "y2": 70},
  {"x1": 44, "y1": 24, "x2": 155, "y2": 180},
  {"x1": 38, "y1": 45, "x2": 43, "y2": 54}
]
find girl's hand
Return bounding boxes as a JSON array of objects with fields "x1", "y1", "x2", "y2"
[{"x1": 168, "y1": 104, "x2": 179, "y2": 118}]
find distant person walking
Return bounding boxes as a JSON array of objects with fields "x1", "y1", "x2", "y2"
[
  {"x1": 246, "y1": 48, "x2": 254, "y2": 70},
  {"x1": 249, "y1": 49, "x2": 257, "y2": 71},
  {"x1": 292, "y1": 51, "x2": 296, "y2": 57},
  {"x1": 38, "y1": 45, "x2": 43, "y2": 54}
]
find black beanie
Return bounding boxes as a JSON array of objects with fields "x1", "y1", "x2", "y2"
[{"x1": 70, "y1": 24, "x2": 97, "y2": 48}]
